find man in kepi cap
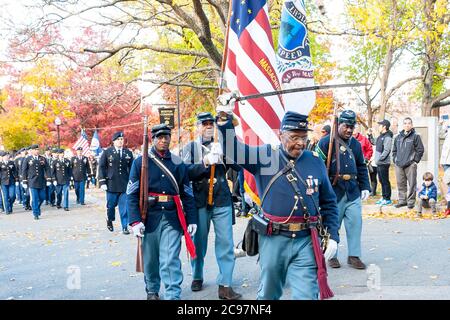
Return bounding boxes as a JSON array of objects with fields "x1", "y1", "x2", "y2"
[
  {"x1": 317, "y1": 110, "x2": 371, "y2": 270},
  {"x1": 127, "y1": 123, "x2": 198, "y2": 300},
  {"x1": 71, "y1": 146, "x2": 90, "y2": 205},
  {"x1": 374, "y1": 119, "x2": 394, "y2": 206},
  {"x1": 183, "y1": 112, "x2": 242, "y2": 299},
  {"x1": 98, "y1": 131, "x2": 133, "y2": 234},
  {"x1": 216, "y1": 108, "x2": 339, "y2": 300},
  {"x1": 21, "y1": 144, "x2": 52, "y2": 220}
]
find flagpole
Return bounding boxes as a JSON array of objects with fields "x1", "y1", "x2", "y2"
[{"x1": 207, "y1": 1, "x2": 233, "y2": 207}]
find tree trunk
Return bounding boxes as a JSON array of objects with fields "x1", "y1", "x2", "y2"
[
  {"x1": 365, "y1": 87, "x2": 374, "y2": 128},
  {"x1": 421, "y1": 0, "x2": 439, "y2": 117},
  {"x1": 378, "y1": 42, "x2": 393, "y2": 121}
]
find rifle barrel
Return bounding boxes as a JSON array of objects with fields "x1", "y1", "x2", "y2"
[{"x1": 236, "y1": 83, "x2": 367, "y2": 102}]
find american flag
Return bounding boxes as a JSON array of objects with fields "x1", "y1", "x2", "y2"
[
  {"x1": 73, "y1": 129, "x2": 90, "y2": 156},
  {"x1": 224, "y1": 0, "x2": 284, "y2": 202}
]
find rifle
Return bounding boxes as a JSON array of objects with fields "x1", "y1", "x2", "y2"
[
  {"x1": 136, "y1": 114, "x2": 149, "y2": 273},
  {"x1": 327, "y1": 106, "x2": 340, "y2": 186}
]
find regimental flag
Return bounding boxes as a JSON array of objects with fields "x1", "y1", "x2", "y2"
[
  {"x1": 73, "y1": 129, "x2": 90, "y2": 156},
  {"x1": 90, "y1": 130, "x2": 101, "y2": 156},
  {"x1": 224, "y1": 0, "x2": 285, "y2": 204},
  {"x1": 276, "y1": 0, "x2": 316, "y2": 114}
]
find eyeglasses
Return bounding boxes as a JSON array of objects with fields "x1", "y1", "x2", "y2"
[{"x1": 284, "y1": 133, "x2": 308, "y2": 143}]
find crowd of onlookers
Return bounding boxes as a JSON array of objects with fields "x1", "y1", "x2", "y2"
[
  {"x1": 304, "y1": 116, "x2": 449, "y2": 217},
  {"x1": 224, "y1": 116, "x2": 450, "y2": 218}
]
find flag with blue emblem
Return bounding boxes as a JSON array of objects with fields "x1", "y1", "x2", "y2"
[
  {"x1": 90, "y1": 130, "x2": 101, "y2": 156},
  {"x1": 276, "y1": 0, "x2": 316, "y2": 114}
]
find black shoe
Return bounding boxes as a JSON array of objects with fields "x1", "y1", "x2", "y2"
[
  {"x1": 51, "y1": 204, "x2": 55, "y2": 207},
  {"x1": 218, "y1": 285, "x2": 242, "y2": 300},
  {"x1": 107, "y1": 220, "x2": 114, "y2": 232},
  {"x1": 45, "y1": 201, "x2": 49, "y2": 205},
  {"x1": 347, "y1": 256, "x2": 367, "y2": 270},
  {"x1": 147, "y1": 293, "x2": 160, "y2": 300},
  {"x1": 191, "y1": 280, "x2": 203, "y2": 292},
  {"x1": 57, "y1": 205, "x2": 62, "y2": 209},
  {"x1": 80, "y1": 203, "x2": 86, "y2": 205},
  {"x1": 328, "y1": 258, "x2": 341, "y2": 268},
  {"x1": 394, "y1": 203, "x2": 407, "y2": 208},
  {"x1": 407, "y1": 204, "x2": 415, "y2": 209},
  {"x1": 122, "y1": 228, "x2": 130, "y2": 235},
  {"x1": 34, "y1": 216, "x2": 39, "y2": 220},
  {"x1": 64, "y1": 208, "x2": 69, "y2": 211}
]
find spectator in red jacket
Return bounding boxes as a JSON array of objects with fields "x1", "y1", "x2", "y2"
[
  {"x1": 353, "y1": 126, "x2": 376, "y2": 196},
  {"x1": 353, "y1": 126, "x2": 373, "y2": 161}
]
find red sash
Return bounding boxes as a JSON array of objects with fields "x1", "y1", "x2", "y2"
[{"x1": 149, "y1": 192, "x2": 196, "y2": 259}]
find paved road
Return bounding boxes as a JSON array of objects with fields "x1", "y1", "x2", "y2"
[{"x1": 0, "y1": 189, "x2": 449, "y2": 300}]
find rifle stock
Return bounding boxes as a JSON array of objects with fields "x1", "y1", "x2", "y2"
[{"x1": 136, "y1": 115, "x2": 149, "y2": 273}]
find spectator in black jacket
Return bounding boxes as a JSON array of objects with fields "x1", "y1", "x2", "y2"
[{"x1": 392, "y1": 117, "x2": 424, "y2": 209}]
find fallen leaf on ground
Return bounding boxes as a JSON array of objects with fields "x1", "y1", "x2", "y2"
[{"x1": 111, "y1": 261, "x2": 122, "y2": 267}]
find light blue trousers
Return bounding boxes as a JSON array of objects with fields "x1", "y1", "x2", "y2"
[
  {"x1": 191, "y1": 205, "x2": 235, "y2": 286},
  {"x1": 142, "y1": 215, "x2": 183, "y2": 300},
  {"x1": 257, "y1": 234, "x2": 319, "y2": 300},
  {"x1": 334, "y1": 194, "x2": 363, "y2": 258}
]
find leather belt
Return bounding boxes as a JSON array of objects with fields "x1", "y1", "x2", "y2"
[
  {"x1": 271, "y1": 221, "x2": 309, "y2": 232},
  {"x1": 333, "y1": 174, "x2": 357, "y2": 181}
]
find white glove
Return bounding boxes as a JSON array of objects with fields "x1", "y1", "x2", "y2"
[
  {"x1": 131, "y1": 222, "x2": 145, "y2": 237},
  {"x1": 361, "y1": 190, "x2": 370, "y2": 201},
  {"x1": 217, "y1": 91, "x2": 238, "y2": 108},
  {"x1": 53, "y1": 181, "x2": 58, "y2": 186},
  {"x1": 203, "y1": 153, "x2": 219, "y2": 166},
  {"x1": 46, "y1": 181, "x2": 51, "y2": 186},
  {"x1": 100, "y1": 184, "x2": 108, "y2": 191},
  {"x1": 324, "y1": 239, "x2": 338, "y2": 261},
  {"x1": 22, "y1": 183, "x2": 27, "y2": 189},
  {"x1": 187, "y1": 224, "x2": 197, "y2": 237},
  {"x1": 210, "y1": 142, "x2": 223, "y2": 157},
  {"x1": 15, "y1": 182, "x2": 19, "y2": 186}
]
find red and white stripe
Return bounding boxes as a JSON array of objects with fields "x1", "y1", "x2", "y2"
[
  {"x1": 224, "y1": 2, "x2": 284, "y2": 200},
  {"x1": 73, "y1": 136, "x2": 90, "y2": 156}
]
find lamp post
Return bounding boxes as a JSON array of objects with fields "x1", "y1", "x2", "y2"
[{"x1": 54, "y1": 117, "x2": 61, "y2": 149}]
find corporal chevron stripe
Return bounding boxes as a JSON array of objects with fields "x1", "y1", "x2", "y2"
[{"x1": 224, "y1": 0, "x2": 284, "y2": 201}]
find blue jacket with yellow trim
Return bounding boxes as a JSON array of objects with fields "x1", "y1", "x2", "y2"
[
  {"x1": 217, "y1": 119, "x2": 340, "y2": 242},
  {"x1": 317, "y1": 134, "x2": 371, "y2": 202},
  {"x1": 126, "y1": 147, "x2": 198, "y2": 233}
]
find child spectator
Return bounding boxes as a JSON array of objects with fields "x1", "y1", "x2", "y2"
[{"x1": 417, "y1": 172, "x2": 438, "y2": 217}]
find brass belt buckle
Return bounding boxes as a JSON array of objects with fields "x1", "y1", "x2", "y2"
[
  {"x1": 288, "y1": 223, "x2": 301, "y2": 232},
  {"x1": 158, "y1": 195, "x2": 168, "y2": 202},
  {"x1": 342, "y1": 174, "x2": 351, "y2": 181}
]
